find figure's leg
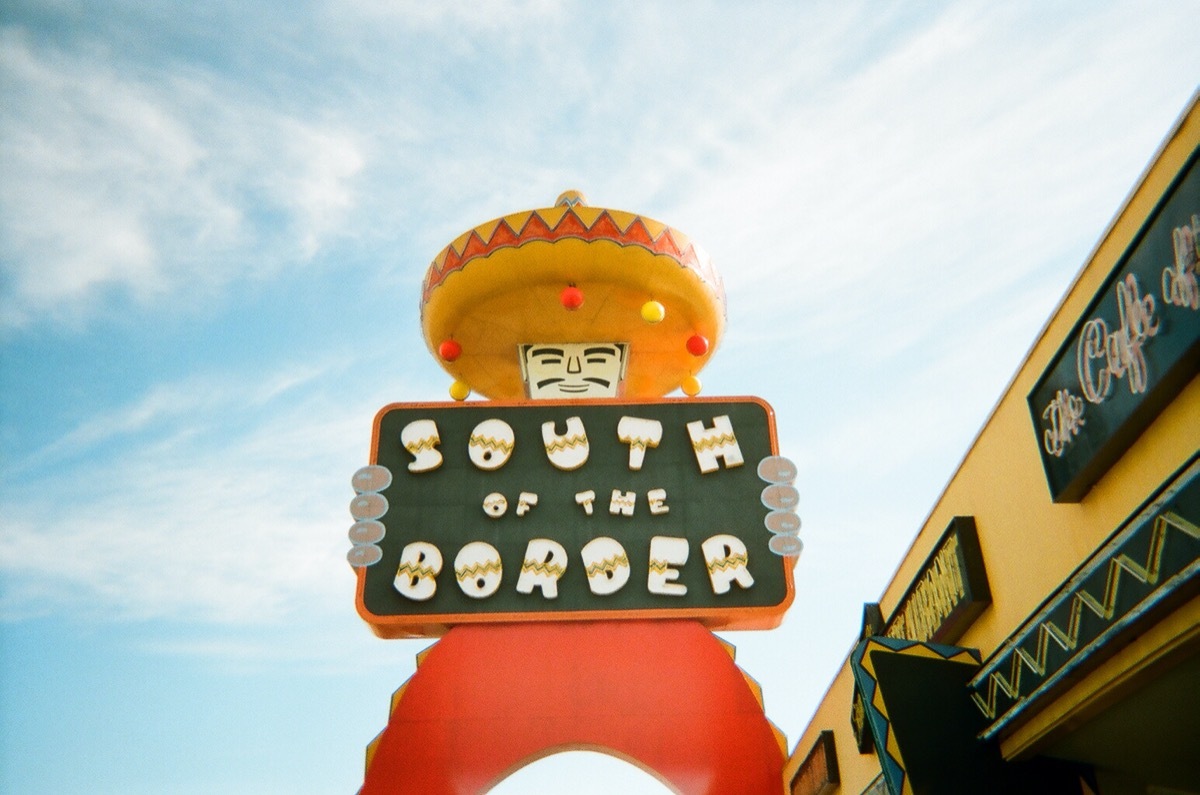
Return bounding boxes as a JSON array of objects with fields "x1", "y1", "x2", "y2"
[{"x1": 361, "y1": 620, "x2": 786, "y2": 795}]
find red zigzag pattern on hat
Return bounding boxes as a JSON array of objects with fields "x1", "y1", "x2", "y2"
[{"x1": 421, "y1": 207, "x2": 715, "y2": 304}]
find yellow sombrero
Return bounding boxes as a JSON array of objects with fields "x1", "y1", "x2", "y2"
[{"x1": 421, "y1": 191, "x2": 726, "y2": 400}]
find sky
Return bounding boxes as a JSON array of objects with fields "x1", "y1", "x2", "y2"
[{"x1": 1, "y1": 1, "x2": 1197, "y2": 792}]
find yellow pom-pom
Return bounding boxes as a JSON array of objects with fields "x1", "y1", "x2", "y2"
[
  {"x1": 640, "y1": 300, "x2": 666, "y2": 324},
  {"x1": 449, "y1": 380, "x2": 471, "y2": 401},
  {"x1": 681, "y1": 375, "x2": 702, "y2": 396}
]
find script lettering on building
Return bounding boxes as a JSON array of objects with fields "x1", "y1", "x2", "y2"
[{"x1": 1029, "y1": 155, "x2": 1200, "y2": 501}]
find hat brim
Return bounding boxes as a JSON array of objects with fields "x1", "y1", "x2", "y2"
[{"x1": 421, "y1": 205, "x2": 726, "y2": 400}]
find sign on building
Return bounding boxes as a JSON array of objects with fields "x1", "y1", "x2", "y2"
[{"x1": 1029, "y1": 153, "x2": 1200, "y2": 501}]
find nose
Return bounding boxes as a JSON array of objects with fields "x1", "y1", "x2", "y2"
[{"x1": 567, "y1": 355, "x2": 582, "y2": 374}]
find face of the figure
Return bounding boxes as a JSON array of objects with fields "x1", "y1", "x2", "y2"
[{"x1": 519, "y1": 343, "x2": 628, "y2": 399}]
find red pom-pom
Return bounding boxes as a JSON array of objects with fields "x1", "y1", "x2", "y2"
[
  {"x1": 560, "y1": 285, "x2": 584, "y2": 310},
  {"x1": 686, "y1": 334, "x2": 709, "y2": 356},
  {"x1": 438, "y1": 339, "x2": 462, "y2": 361}
]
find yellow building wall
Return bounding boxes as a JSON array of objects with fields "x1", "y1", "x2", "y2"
[{"x1": 786, "y1": 94, "x2": 1199, "y2": 793}]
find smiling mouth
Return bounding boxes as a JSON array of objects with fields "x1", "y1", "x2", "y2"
[{"x1": 536, "y1": 377, "x2": 613, "y2": 393}]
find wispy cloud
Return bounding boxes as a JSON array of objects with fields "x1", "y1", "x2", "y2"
[
  {"x1": 672, "y1": 1, "x2": 1196, "y2": 324},
  {"x1": 0, "y1": 27, "x2": 364, "y2": 328},
  {"x1": 0, "y1": 361, "x2": 397, "y2": 624},
  {"x1": 8, "y1": 361, "x2": 334, "y2": 475}
]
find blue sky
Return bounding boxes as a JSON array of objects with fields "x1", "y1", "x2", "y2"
[{"x1": 1, "y1": 2, "x2": 1197, "y2": 792}]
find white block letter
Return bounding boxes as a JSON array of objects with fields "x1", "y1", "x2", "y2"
[
  {"x1": 575, "y1": 490, "x2": 596, "y2": 515},
  {"x1": 617, "y1": 416, "x2": 663, "y2": 470},
  {"x1": 516, "y1": 492, "x2": 539, "y2": 516},
  {"x1": 393, "y1": 542, "x2": 443, "y2": 601},
  {"x1": 581, "y1": 537, "x2": 630, "y2": 595},
  {"x1": 400, "y1": 419, "x2": 443, "y2": 473},
  {"x1": 454, "y1": 541, "x2": 502, "y2": 598},
  {"x1": 468, "y1": 419, "x2": 515, "y2": 471},
  {"x1": 648, "y1": 536, "x2": 689, "y2": 596},
  {"x1": 701, "y1": 534, "x2": 754, "y2": 594},
  {"x1": 482, "y1": 492, "x2": 508, "y2": 518},
  {"x1": 517, "y1": 538, "x2": 568, "y2": 599},
  {"x1": 609, "y1": 489, "x2": 636, "y2": 516},
  {"x1": 647, "y1": 488, "x2": 669, "y2": 515},
  {"x1": 686, "y1": 415, "x2": 744, "y2": 474},
  {"x1": 542, "y1": 416, "x2": 590, "y2": 470}
]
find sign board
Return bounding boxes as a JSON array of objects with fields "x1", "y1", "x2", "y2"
[
  {"x1": 969, "y1": 455, "x2": 1200, "y2": 737},
  {"x1": 351, "y1": 397, "x2": 796, "y2": 637},
  {"x1": 790, "y1": 730, "x2": 840, "y2": 795},
  {"x1": 1029, "y1": 152, "x2": 1200, "y2": 502},
  {"x1": 882, "y1": 516, "x2": 991, "y2": 644}
]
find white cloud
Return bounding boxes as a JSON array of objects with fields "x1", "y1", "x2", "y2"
[
  {"x1": 0, "y1": 362, "x2": 399, "y2": 624},
  {"x1": 8, "y1": 361, "x2": 334, "y2": 478},
  {"x1": 0, "y1": 28, "x2": 365, "y2": 328},
  {"x1": 278, "y1": 123, "x2": 365, "y2": 258}
]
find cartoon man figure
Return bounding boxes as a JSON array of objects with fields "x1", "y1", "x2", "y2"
[{"x1": 357, "y1": 192, "x2": 788, "y2": 794}]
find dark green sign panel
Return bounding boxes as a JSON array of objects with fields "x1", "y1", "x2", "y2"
[
  {"x1": 1029, "y1": 151, "x2": 1200, "y2": 502},
  {"x1": 352, "y1": 397, "x2": 796, "y2": 636}
]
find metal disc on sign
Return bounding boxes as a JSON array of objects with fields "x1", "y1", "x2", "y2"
[
  {"x1": 350, "y1": 492, "x2": 389, "y2": 520},
  {"x1": 347, "y1": 544, "x2": 383, "y2": 567},
  {"x1": 756, "y1": 456, "x2": 797, "y2": 484},
  {"x1": 764, "y1": 510, "x2": 801, "y2": 535},
  {"x1": 760, "y1": 483, "x2": 800, "y2": 511},
  {"x1": 768, "y1": 534, "x2": 804, "y2": 557},
  {"x1": 349, "y1": 520, "x2": 386, "y2": 545},
  {"x1": 352, "y1": 465, "x2": 393, "y2": 494}
]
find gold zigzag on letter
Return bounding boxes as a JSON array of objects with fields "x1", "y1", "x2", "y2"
[
  {"x1": 972, "y1": 510, "x2": 1199, "y2": 719},
  {"x1": 520, "y1": 560, "x2": 566, "y2": 577},
  {"x1": 706, "y1": 553, "x2": 749, "y2": 574},
  {"x1": 395, "y1": 561, "x2": 439, "y2": 580},
  {"x1": 692, "y1": 433, "x2": 738, "y2": 452},
  {"x1": 468, "y1": 435, "x2": 515, "y2": 454},
  {"x1": 404, "y1": 436, "x2": 439, "y2": 453},
  {"x1": 648, "y1": 559, "x2": 674, "y2": 574},
  {"x1": 544, "y1": 434, "x2": 588, "y2": 453},
  {"x1": 610, "y1": 493, "x2": 636, "y2": 511},
  {"x1": 455, "y1": 560, "x2": 503, "y2": 582},
  {"x1": 586, "y1": 554, "x2": 630, "y2": 578}
]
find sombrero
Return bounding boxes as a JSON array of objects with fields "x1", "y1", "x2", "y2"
[{"x1": 420, "y1": 191, "x2": 726, "y2": 400}]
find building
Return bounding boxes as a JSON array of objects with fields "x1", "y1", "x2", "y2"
[{"x1": 785, "y1": 93, "x2": 1199, "y2": 795}]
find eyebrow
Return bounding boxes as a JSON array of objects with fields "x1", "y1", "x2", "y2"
[
  {"x1": 529, "y1": 347, "x2": 565, "y2": 357},
  {"x1": 583, "y1": 346, "x2": 618, "y2": 356}
]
